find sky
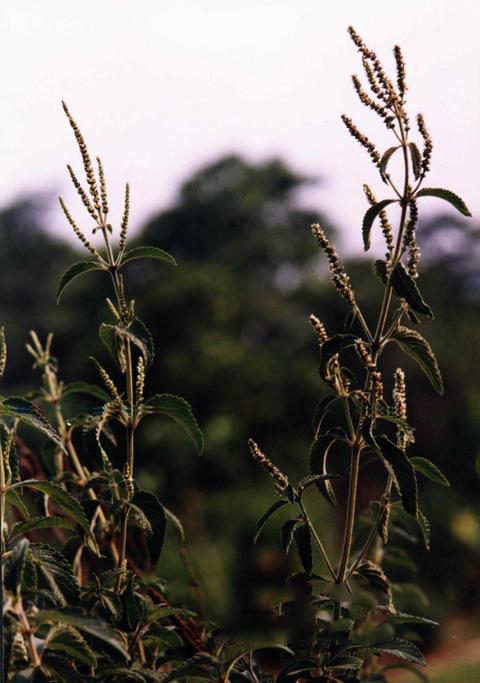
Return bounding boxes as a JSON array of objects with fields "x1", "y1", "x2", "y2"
[{"x1": 1, "y1": 0, "x2": 479, "y2": 254}]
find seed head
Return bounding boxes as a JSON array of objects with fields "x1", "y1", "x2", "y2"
[
  {"x1": 309, "y1": 314, "x2": 328, "y2": 344},
  {"x1": 248, "y1": 439, "x2": 289, "y2": 490},
  {"x1": 393, "y1": 368, "x2": 408, "y2": 448},
  {"x1": 417, "y1": 114, "x2": 433, "y2": 175},
  {"x1": 363, "y1": 185, "x2": 394, "y2": 253},
  {"x1": 0, "y1": 327, "x2": 6, "y2": 379},
  {"x1": 311, "y1": 224, "x2": 356, "y2": 306},
  {"x1": 341, "y1": 115, "x2": 381, "y2": 167},
  {"x1": 58, "y1": 197, "x2": 101, "y2": 258},
  {"x1": 119, "y1": 183, "x2": 130, "y2": 255}
]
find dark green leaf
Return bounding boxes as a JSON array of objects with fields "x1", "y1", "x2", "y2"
[
  {"x1": 408, "y1": 142, "x2": 422, "y2": 180},
  {"x1": 417, "y1": 509, "x2": 431, "y2": 551},
  {"x1": 7, "y1": 489, "x2": 30, "y2": 519},
  {"x1": 281, "y1": 519, "x2": 298, "y2": 554},
  {"x1": 374, "y1": 259, "x2": 388, "y2": 285},
  {"x1": 0, "y1": 397, "x2": 64, "y2": 450},
  {"x1": 410, "y1": 456, "x2": 450, "y2": 486},
  {"x1": 312, "y1": 396, "x2": 337, "y2": 435},
  {"x1": 379, "y1": 146, "x2": 400, "y2": 180},
  {"x1": 143, "y1": 394, "x2": 204, "y2": 454},
  {"x1": 41, "y1": 653, "x2": 87, "y2": 682},
  {"x1": 386, "y1": 611, "x2": 438, "y2": 626},
  {"x1": 319, "y1": 334, "x2": 356, "y2": 380},
  {"x1": 354, "y1": 560, "x2": 392, "y2": 607},
  {"x1": 294, "y1": 523, "x2": 312, "y2": 573},
  {"x1": 310, "y1": 433, "x2": 339, "y2": 506},
  {"x1": 56, "y1": 260, "x2": 102, "y2": 303},
  {"x1": 416, "y1": 187, "x2": 472, "y2": 217},
  {"x1": 36, "y1": 608, "x2": 129, "y2": 660},
  {"x1": 99, "y1": 323, "x2": 126, "y2": 372},
  {"x1": 390, "y1": 263, "x2": 433, "y2": 318},
  {"x1": 382, "y1": 663, "x2": 427, "y2": 681},
  {"x1": 62, "y1": 382, "x2": 111, "y2": 402},
  {"x1": 29, "y1": 544, "x2": 80, "y2": 605},
  {"x1": 131, "y1": 490, "x2": 167, "y2": 565},
  {"x1": 9, "y1": 516, "x2": 76, "y2": 541},
  {"x1": 374, "y1": 638, "x2": 426, "y2": 666},
  {"x1": 9, "y1": 480, "x2": 97, "y2": 549},
  {"x1": 4, "y1": 539, "x2": 29, "y2": 594},
  {"x1": 362, "y1": 199, "x2": 396, "y2": 251},
  {"x1": 254, "y1": 499, "x2": 289, "y2": 543},
  {"x1": 122, "y1": 318, "x2": 155, "y2": 368},
  {"x1": 375, "y1": 436, "x2": 418, "y2": 517},
  {"x1": 43, "y1": 624, "x2": 96, "y2": 666},
  {"x1": 120, "y1": 246, "x2": 177, "y2": 268},
  {"x1": 391, "y1": 326, "x2": 443, "y2": 394}
]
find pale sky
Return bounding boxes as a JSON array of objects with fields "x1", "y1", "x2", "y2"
[{"x1": 1, "y1": 0, "x2": 479, "y2": 254}]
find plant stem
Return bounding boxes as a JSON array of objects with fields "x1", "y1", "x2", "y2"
[
  {"x1": 0, "y1": 440, "x2": 4, "y2": 682},
  {"x1": 18, "y1": 601, "x2": 40, "y2": 668}
]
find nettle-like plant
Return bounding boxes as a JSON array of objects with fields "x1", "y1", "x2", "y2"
[
  {"x1": 0, "y1": 102, "x2": 214, "y2": 681},
  {"x1": 248, "y1": 27, "x2": 471, "y2": 683}
]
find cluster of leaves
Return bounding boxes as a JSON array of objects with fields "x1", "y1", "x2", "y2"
[{"x1": 248, "y1": 27, "x2": 470, "y2": 683}]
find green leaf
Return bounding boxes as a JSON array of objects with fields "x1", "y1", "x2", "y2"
[
  {"x1": 391, "y1": 326, "x2": 443, "y2": 395},
  {"x1": 410, "y1": 456, "x2": 450, "y2": 486},
  {"x1": 99, "y1": 323, "x2": 126, "y2": 372},
  {"x1": 131, "y1": 490, "x2": 167, "y2": 565},
  {"x1": 294, "y1": 523, "x2": 312, "y2": 573},
  {"x1": 9, "y1": 516, "x2": 76, "y2": 541},
  {"x1": 373, "y1": 259, "x2": 388, "y2": 285},
  {"x1": 43, "y1": 624, "x2": 96, "y2": 666},
  {"x1": 4, "y1": 538, "x2": 30, "y2": 594},
  {"x1": 374, "y1": 637, "x2": 426, "y2": 666},
  {"x1": 29, "y1": 544, "x2": 80, "y2": 605},
  {"x1": 7, "y1": 489, "x2": 30, "y2": 519},
  {"x1": 382, "y1": 663, "x2": 428, "y2": 681},
  {"x1": 0, "y1": 397, "x2": 64, "y2": 450},
  {"x1": 9, "y1": 480, "x2": 97, "y2": 550},
  {"x1": 120, "y1": 246, "x2": 177, "y2": 268},
  {"x1": 254, "y1": 499, "x2": 289, "y2": 543},
  {"x1": 222, "y1": 641, "x2": 293, "y2": 666},
  {"x1": 56, "y1": 260, "x2": 102, "y2": 303},
  {"x1": 41, "y1": 653, "x2": 87, "y2": 683},
  {"x1": 122, "y1": 318, "x2": 155, "y2": 368},
  {"x1": 379, "y1": 146, "x2": 400, "y2": 180},
  {"x1": 416, "y1": 187, "x2": 472, "y2": 217},
  {"x1": 62, "y1": 381, "x2": 111, "y2": 402},
  {"x1": 375, "y1": 436, "x2": 418, "y2": 517},
  {"x1": 390, "y1": 263, "x2": 433, "y2": 318},
  {"x1": 417, "y1": 509, "x2": 431, "y2": 551},
  {"x1": 362, "y1": 199, "x2": 396, "y2": 251},
  {"x1": 386, "y1": 611, "x2": 438, "y2": 626},
  {"x1": 143, "y1": 394, "x2": 204, "y2": 454},
  {"x1": 354, "y1": 560, "x2": 392, "y2": 607},
  {"x1": 36, "y1": 608, "x2": 129, "y2": 660},
  {"x1": 408, "y1": 142, "x2": 422, "y2": 180},
  {"x1": 319, "y1": 334, "x2": 356, "y2": 380}
]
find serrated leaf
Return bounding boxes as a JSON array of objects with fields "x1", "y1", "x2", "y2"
[
  {"x1": 122, "y1": 318, "x2": 155, "y2": 368},
  {"x1": 390, "y1": 263, "x2": 433, "y2": 318},
  {"x1": 9, "y1": 516, "x2": 76, "y2": 541},
  {"x1": 29, "y1": 544, "x2": 80, "y2": 605},
  {"x1": 143, "y1": 393, "x2": 204, "y2": 454},
  {"x1": 380, "y1": 146, "x2": 400, "y2": 180},
  {"x1": 416, "y1": 187, "x2": 472, "y2": 217},
  {"x1": 0, "y1": 397, "x2": 64, "y2": 450},
  {"x1": 1, "y1": 425, "x2": 20, "y2": 484},
  {"x1": 312, "y1": 396, "x2": 337, "y2": 435},
  {"x1": 99, "y1": 323, "x2": 126, "y2": 372},
  {"x1": 319, "y1": 334, "x2": 356, "y2": 380},
  {"x1": 417, "y1": 509, "x2": 431, "y2": 551},
  {"x1": 391, "y1": 326, "x2": 443, "y2": 395},
  {"x1": 4, "y1": 538, "x2": 30, "y2": 595},
  {"x1": 294, "y1": 523, "x2": 312, "y2": 572},
  {"x1": 43, "y1": 624, "x2": 96, "y2": 666},
  {"x1": 120, "y1": 246, "x2": 177, "y2": 268},
  {"x1": 41, "y1": 653, "x2": 88, "y2": 682},
  {"x1": 310, "y1": 433, "x2": 339, "y2": 506},
  {"x1": 254, "y1": 499, "x2": 289, "y2": 543},
  {"x1": 410, "y1": 456, "x2": 450, "y2": 486},
  {"x1": 36, "y1": 608, "x2": 129, "y2": 660},
  {"x1": 7, "y1": 489, "x2": 30, "y2": 519},
  {"x1": 386, "y1": 611, "x2": 438, "y2": 626},
  {"x1": 62, "y1": 381, "x2": 111, "y2": 402},
  {"x1": 9, "y1": 480, "x2": 97, "y2": 551},
  {"x1": 354, "y1": 560, "x2": 392, "y2": 607},
  {"x1": 374, "y1": 637, "x2": 426, "y2": 666},
  {"x1": 131, "y1": 490, "x2": 167, "y2": 565},
  {"x1": 408, "y1": 142, "x2": 422, "y2": 180},
  {"x1": 362, "y1": 199, "x2": 396, "y2": 251},
  {"x1": 56, "y1": 260, "x2": 102, "y2": 303},
  {"x1": 375, "y1": 436, "x2": 418, "y2": 517},
  {"x1": 281, "y1": 519, "x2": 298, "y2": 554}
]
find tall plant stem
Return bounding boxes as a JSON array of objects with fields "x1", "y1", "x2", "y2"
[
  {"x1": 0, "y1": 441, "x2": 4, "y2": 683},
  {"x1": 336, "y1": 103, "x2": 411, "y2": 586}
]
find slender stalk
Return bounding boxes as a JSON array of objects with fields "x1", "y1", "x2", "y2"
[
  {"x1": 18, "y1": 601, "x2": 40, "y2": 668},
  {"x1": 0, "y1": 440, "x2": 4, "y2": 683}
]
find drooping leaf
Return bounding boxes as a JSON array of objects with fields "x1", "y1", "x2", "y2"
[
  {"x1": 382, "y1": 663, "x2": 428, "y2": 681},
  {"x1": 56, "y1": 260, "x2": 102, "y2": 303},
  {"x1": 281, "y1": 519, "x2": 298, "y2": 554},
  {"x1": 391, "y1": 327, "x2": 443, "y2": 395},
  {"x1": 294, "y1": 523, "x2": 312, "y2": 573},
  {"x1": 362, "y1": 199, "x2": 396, "y2": 251},
  {"x1": 386, "y1": 611, "x2": 438, "y2": 626},
  {"x1": 121, "y1": 318, "x2": 155, "y2": 368},
  {"x1": 1, "y1": 426, "x2": 20, "y2": 484},
  {"x1": 43, "y1": 624, "x2": 96, "y2": 666},
  {"x1": 410, "y1": 456, "x2": 450, "y2": 486},
  {"x1": 131, "y1": 490, "x2": 167, "y2": 565},
  {"x1": 408, "y1": 142, "x2": 422, "y2": 180},
  {"x1": 36, "y1": 608, "x2": 129, "y2": 660},
  {"x1": 254, "y1": 499, "x2": 290, "y2": 543},
  {"x1": 0, "y1": 397, "x2": 64, "y2": 450},
  {"x1": 7, "y1": 489, "x2": 30, "y2": 519},
  {"x1": 417, "y1": 509, "x2": 431, "y2": 551},
  {"x1": 379, "y1": 146, "x2": 400, "y2": 181},
  {"x1": 416, "y1": 187, "x2": 472, "y2": 217},
  {"x1": 41, "y1": 653, "x2": 88, "y2": 683},
  {"x1": 9, "y1": 516, "x2": 76, "y2": 541},
  {"x1": 312, "y1": 396, "x2": 337, "y2": 435},
  {"x1": 310, "y1": 433, "x2": 339, "y2": 506},
  {"x1": 354, "y1": 560, "x2": 392, "y2": 607},
  {"x1": 319, "y1": 334, "x2": 356, "y2": 380},
  {"x1": 9, "y1": 480, "x2": 96, "y2": 549},
  {"x1": 4, "y1": 539, "x2": 30, "y2": 595},
  {"x1": 29, "y1": 544, "x2": 80, "y2": 605},
  {"x1": 120, "y1": 246, "x2": 177, "y2": 268},
  {"x1": 373, "y1": 638, "x2": 426, "y2": 666},
  {"x1": 390, "y1": 263, "x2": 433, "y2": 318},
  {"x1": 375, "y1": 436, "x2": 418, "y2": 517},
  {"x1": 62, "y1": 381, "x2": 111, "y2": 402},
  {"x1": 164, "y1": 505, "x2": 185, "y2": 542},
  {"x1": 99, "y1": 323, "x2": 126, "y2": 372},
  {"x1": 374, "y1": 259, "x2": 388, "y2": 285},
  {"x1": 143, "y1": 394, "x2": 204, "y2": 454}
]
